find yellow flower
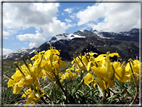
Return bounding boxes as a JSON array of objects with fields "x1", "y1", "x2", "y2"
[
  {"x1": 31, "y1": 51, "x2": 45, "y2": 61},
  {"x1": 44, "y1": 45, "x2": 60, "y2": 60},
  {"x1": 104, "y1": 77, "x2": 114, "y2": 88},
  {"x1": 87, "y1": 61, "x2": 92, "y2": 71},
  {"x1": 125, "y1": 60, "x2": 141, "y2": 82},
  {"x1": 22, "y1": 88, "x2": 32, "y2": 98},
  {"x1": 91, "y1": 66, "x2": 108, "y2": 78},
  {"x1": 23, "y1": 88, "x2": 45, "y2": 105},
  {"x1": 94, "y1": 79, "x2": 108, "y2": 91},
  {"x1": 26, "y1": 93, "x2": 36, "y2": 105},
  {"x1": 84, "y1": 73, "x2": 94, "y2": 85},
  {"x1": 97, "y1": 79, "x2": 107, "y2": 90},
  {"x1": 115, "y1": 67, "x2": 131, "y2": 82},
  {"x1": 95, "y1": 52, "x2": 119, "y2": 62},
  {"x1": 75, "y1": 68, "x2": 81, "y2": 73},
  {"x1": 13, "y1": 84, "x2": 21, "y2": 94},
  {"x1": 60, "y1": 74, "x2": 66, "y2": 82},
  {"x1": 125, "y1": 60, "x2": 140, "y2": 74},
  {"x1": 82, "y1": 55, "x2": 88, "y2": 66},
  {"x1": 113, "y1": 61, "x2": 121, "y2": 69},
  {"x1": 64, "y1": 70, "x2": 76, "y2": 80},
  {"x1": 95, "y1": 54, "x2": 106, "y2": 61}
]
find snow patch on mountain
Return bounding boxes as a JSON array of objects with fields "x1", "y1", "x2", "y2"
[
  {"x1": 91, "y1": 30, "x2": 111, "y2": 39},
  {"x1": 50, "y1": 33, "x2": 85, "y2": 43},
  {"x1": 79, "y1": 30, "x2": 84, "y2": 32},
  {"x1": 29, "y1": 49, "x2": 36, "y2": 54},
  {"x1": 13, "y1": 49, "x2": 28, "y2": 54}
]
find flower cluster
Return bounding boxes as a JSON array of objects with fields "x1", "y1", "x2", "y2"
[
  {"x1": 70, "y1": 51, "x2": 141, "y2": 91},
  {"x1": 6, "y1": 45, "x2": 66, "y2": 105}
]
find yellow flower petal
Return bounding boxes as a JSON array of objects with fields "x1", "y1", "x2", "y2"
[
  {"x1": 13, "y1": 85, "x2": 21, "y2": 94},
  {"x1": 113, "y1": 61, "x2": 121, "y2": 69},
  {"x1": 7, "y1": 79, "x2": 14, "y2": 87},
  {"x1": 84, "y1": 73, "x2": 94, "y2": 85},
  {"x1": 92, "y1": 66, "x2": 108, "y2": 78},
  {"x1": 75, "y1": 68, "x2": 81, "y2": 73},
  {"x1": 115, "y1": 67, "x2": 130, "y2": 82},
  {"x1": 104, "y1": 77, "x2": 114, "y2": 88},
  {"x1": 87, "y1": 61, "x2": 92, "y2": 71},
  {"x1": 109, "y1": 53, "x2": 119, "y2": 57},
  {"x1": 98, "y1": 80, "x2": 107, "y2": 90},
  {"x1": 95, "y1": 54, "x2": 106, "y2": 61}
]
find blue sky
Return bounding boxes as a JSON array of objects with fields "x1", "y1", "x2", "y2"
[{"x1": 2, "y1": 0, "x2": 140, "y2": 55}]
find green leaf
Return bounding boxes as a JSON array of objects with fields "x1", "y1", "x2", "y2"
[
  {"x1": 78, "y1": 90, "x2": 84, "y2": 96},
  {"x1": 72, "y1": 79, "x2": 84, "y2": 95},
  {"x1": 84, "y1": 88, "x2": 93, "y2": 97},
  {"x1": 97, "y1": 84, "x2": 104, "y2": 96}
]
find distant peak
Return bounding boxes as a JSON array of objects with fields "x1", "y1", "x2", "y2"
[
  {"x1": 129, "y1": 28, "x2": 139, "y2": 33},
  {"x1": 79, "y1": 30, "x2": 84, "y2": 32},
  {"x1": 90, "y1": 29, "x2": 97, "y2": 32}
]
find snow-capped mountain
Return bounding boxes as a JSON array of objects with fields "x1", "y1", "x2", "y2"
[
  {"x1": 49, "y1": 33, "x2": 86, "y2": 43},
  {"x1": 3, "y1": 28, "x2": 139, "y2": 60},
  {"x1": 3, "y1": 47, "x2": 36, "y2": 60}
]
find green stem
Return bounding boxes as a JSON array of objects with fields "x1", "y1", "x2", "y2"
[{"x1": 21, "y1": 55, "x2": 31, "y2": 74}]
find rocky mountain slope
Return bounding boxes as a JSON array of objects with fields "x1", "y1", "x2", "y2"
[
  {"x1": 3, "y1": 28, "x2": 140, "y2": 61},
  {"x1": 3, "y1": 48, "x2": 36, "y2": 60}
]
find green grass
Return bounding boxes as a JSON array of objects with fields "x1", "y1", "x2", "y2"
[{"x1": 2, "y1": 59, "x2": 25, "y2": 104}]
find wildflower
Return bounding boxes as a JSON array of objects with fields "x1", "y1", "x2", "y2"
[
  {"x1": 84, "y1": 73, "x2": 94, "y2": 85},
  {"x1": 7, "y1": 55, "x2": 44, "y2": 94},
  {"x1": 91, "y1": 66, "x2": 108, "y2": 78},
  {"x1": 22, "y1": 88, "x2": 45, "y2": 105},
  {"x1": 125, "y1": 59, "x2": 141, "y2": 83},
  {"x1": 85, "y1": 51, "x2": 119, "y2": 90},
  {"x1": 97, "y1": 79, "x2": 107, "y2": 90},
  {"x1": 61, "y1": 68, "x2": 77, "y2": 81},
  {"x1": 115, "y1": 66, "x2": 131, "y2": 82}
]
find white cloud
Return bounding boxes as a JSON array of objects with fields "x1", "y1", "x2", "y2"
[
  {"x1": 41, "y1": 17, "x2": 74, "y2": 37},
  {"x1": 3, "y1": 3, "x2": 59, "y2": 28},
  {"x1": 64, "y1": 8, "x2": 73, "y2": 13},
  {"x1": 65, "y1": 19, "x2": 72, "y2": 23},
  {"x1": 3, "y1": 31, "x2": 10, "y2": 39},
  {"x1": 81, "y1": 27, "x2": 87, "y2": 30},
  {"x1": 3, "y1": 48, "x2": 14, "y2": 55},
  {"x1": 76, "y1": 3, "x2": 140, "y2": 32},
  {"x1": 16, "y1": 30, "x2": 46, "y2": 49},
  {"x1": 3, "y1": 29, "x2": 18, "y2": 39},
  {"x1": 3, "y1": 3, "x2": 75, "y2": 41}
]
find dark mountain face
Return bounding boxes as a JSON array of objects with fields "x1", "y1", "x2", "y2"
[{"x1": 3, "y1": 28, "x2": 140, "y2": 61}]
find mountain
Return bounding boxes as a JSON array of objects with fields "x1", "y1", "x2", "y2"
[
  {"x1": 3, "y1": 47, "x2": 36, "y2": 60},
  {"x1": 3, "y1": 28, "x2": 140, "y2": 61}
]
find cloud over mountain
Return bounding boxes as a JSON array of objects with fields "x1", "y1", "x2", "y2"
[
  {"x1": 3, "y1": 48, "x2": 14, "y2": 55},
  {"x1": 76, "y1": 3, "x2": 140, "y2": 32},
  {"x1": 16, "y1": 30, "x2": 46, "y2": 49}
]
